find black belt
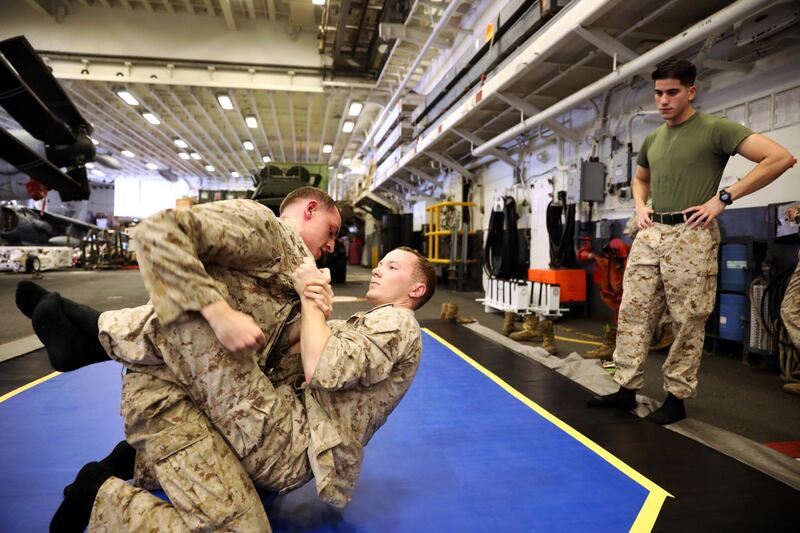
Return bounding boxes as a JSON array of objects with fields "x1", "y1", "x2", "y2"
[{"x1": 652, "y1": 212, "x2": 687, "y2": 225}]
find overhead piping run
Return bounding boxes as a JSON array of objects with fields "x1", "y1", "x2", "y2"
[
  {"x1": 358, "y1": 0, "x2": 466, "y2": 155},
  {"x1": 472, "y1": 0, "x2": 774, "y2": 157}
]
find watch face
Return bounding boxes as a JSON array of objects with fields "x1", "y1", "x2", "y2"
[{"x1": 720, "y1": 191, "x2": 732, "y2": 204}]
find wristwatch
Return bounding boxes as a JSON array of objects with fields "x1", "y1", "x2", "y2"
[{"x1": 718, "y1": 189, "x2": 733, "y2": 205}]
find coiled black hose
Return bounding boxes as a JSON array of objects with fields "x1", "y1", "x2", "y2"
[
  {"x1": 546, "y1": 191, "x2": 576, "y2": 268},
  {"x1": 483, "y1": 196, "x2": 519, "y2": 279}
]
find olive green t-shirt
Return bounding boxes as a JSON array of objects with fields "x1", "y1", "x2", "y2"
[{"x1": 637, "y1": 111, "x2": 752, "y2": 212}]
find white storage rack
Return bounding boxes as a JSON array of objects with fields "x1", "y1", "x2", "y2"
[{"x1": 479, "y1": 275, "x2": 566, "y2": 318}]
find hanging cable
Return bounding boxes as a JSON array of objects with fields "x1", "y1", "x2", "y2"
[
  {"x1": 546, "y1": 191, "x2": 576, "y2": 268},
  {"x1": 483, "y1": 196, "x2": 519, "y2": 279}
]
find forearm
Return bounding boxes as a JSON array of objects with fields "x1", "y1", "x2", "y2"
[
  {"x1": 299, "y1": 297, "x2": 332, "y2": 383},
  {"x1": 726, "y1": 154, "x2": 795, "y2": 201},
  {"x1": 632, "y1": 175, "x2": 651, "y2": 208}
]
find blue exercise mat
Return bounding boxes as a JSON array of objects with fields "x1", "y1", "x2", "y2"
[{"x1": 0, "y1": 331, "x2": 667, "y2": 532}]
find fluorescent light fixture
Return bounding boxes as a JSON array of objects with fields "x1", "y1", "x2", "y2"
[
  {"x1": 173, "y1": 138, "x2": 188, "y2": 148},
  {"x1": 217, "y1": 94, "x2": 234, "y2": 110},
  {"x1": 312, "y1": 0, "x2": 325, "y2": 5},
  {"x1": 85, "y1": 162, "x2": 94, "y2": 169},
  {"x1": 205, "y1": 165, "x2": 215, "y2": 172},
  {"x1": 348, "y1": 102, "x2": 363, "y2": 116},
  {"x1": 342, "y1": 120, "x2": 355, "y2": 133},
  {"x1": 342, "y1": 157, "x2": 351, "y2": 166},
  {"x1": 92, "y1": 169, "x2": 104, "y2": 177},
  {"x1": 91, "y1": 138, "x2": 99, "y2": 145},
  {"x1": 322, "y1": 144, "x2": 332, "y2": 153},
  {"x1": 142, "y1": 112, "x2": 160, "y2": 125},
  {"x1": 336, "y1": 173, "x2": 343, "y2": 179},
  {"x1": 116, "y1": 90, "x2": 139, "y2": 106},
  {"x1": 243, "y1": 140, "x2": 255, "y2": 151},
  {"x1": 231, "y1": 171, "x2": 240, "y2": 178},
  {"x1": 190, "y1": 152, "x2": 201, "y2": 160},
  {"x1": 178, "y1": 152, "x2": 190, "y2": 160},
  {"x1": 145, "y1": 163, "x2": 158, "y2": 170},
  {"x1": 245, "y1": 115, "x2": 258, "y2": 128},
  {"x1": 121, "y1": 150, "x2": 135, "y2": 158},
  {"x1": 262, "y1": 155, "x2": 271, "y2": 163}
]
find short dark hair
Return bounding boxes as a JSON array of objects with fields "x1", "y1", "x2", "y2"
[
  {"x1": 651, "y1": 59, "x2": 696, "y2": 86},
  {"x1": 279, "y1": 186, "x2": 337, "y2": 214},
  {"x1": 396, "y1": 246, "x2": 436, "y2": 310}
]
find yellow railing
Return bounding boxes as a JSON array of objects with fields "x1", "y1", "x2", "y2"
[{"x1": 425, "y1": 201, "x2": 478, "y2": 265}]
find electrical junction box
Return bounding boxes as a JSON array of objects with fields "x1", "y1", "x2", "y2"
[
  {"x1": 580, "y1": 160, "x2": 606, "y2": 202},
  {"x1": 610, "y1": 147, "x2": 633, "y2": 186},
  {"x1": 565, "y1": 165, "x2": 581, "y2": 204}
]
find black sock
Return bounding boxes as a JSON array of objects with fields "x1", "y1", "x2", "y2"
[
  {"x1": 99, "y1": 441, "x2": 136, "y2": 481},
  {"x1": 15, "y1": 281, "x2": 50, "y2": 319},
  {"x1": 60, "y1": 296, "x2": 101, "y2": 338},
  {"x1": 65, "y1": 441, "x2": 136, "y2": 497},
  {"x1": 587, "y1": 386, "x2": 636, "y2": 410},
  {"x1": 645, "y1": 394, "x2": 686, "y2": 425},
  {"x1": 32, "y1": 293, "x2": 109, "y2": 372},
  {"x1": 51, "y1": 462, "x2": 112, "y2": 533}
]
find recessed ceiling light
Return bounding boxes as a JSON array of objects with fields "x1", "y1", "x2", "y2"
[
  {"x1": 242, "y1": 140, "x2": 254, "y2": 151},
  {"x1": 342, "y1": 120, "x2": 355, "y2": 133},
  {"x1": 348, "y1": 102, "x2": 363, "y2": 116},
  {"x1": 262, "y1": 155, "x2": 271, "y2": 163},
  {"x1": 205, "y1": 165, "x2": 215, "y2": 172},
  {"x1": 190, "y1": 152, "x2": 201, "y2": 160},
  {"x1": 322, "y1": 144, "x2": 332, "y2": 153},
  {"x1": 121, "y1": 150, "x2": 135, "y2": 158},
  {"x1": 336, "y1": 173, "x2": 343, "y2": 179},
  {"x1": 91, "y1": 138, "x2": 99, "y2": 145},
  {"x1": 312, "y1": 0, "x2": 325, "y2": 5},
  {"x1": 231, "y1": 171, "x2": 240, "y2": 178},
  {"x1": 145, "y1": 163, "x2": 158, "y2": 170},
  {"x1": 92, "y1": 169, "x2": 104, "y2": 177},
  {"x1": 178, "y1": 152, "x2": 190, "y2": 160},
  {"x1": 85, "y1": 162, "x2": 94, "y2": 169},
  {"x1": 342, "y1": 157, "x2": 351, "y2": 166},
  {"x1": 173, "y1": 138, "x2": 188, "y2": 148},
  {"x1": 116, "y1": 90, "x2": 139, "y2": 106},
  {"x1": 217, "y1": 94, "x2": 234, "y2": 110},
  {"x1": 142, "y1": 112, "x2": 160, "y2": 125},
  {"x1": 245, "y1": 115, "x2": 258, "y2": 128}
]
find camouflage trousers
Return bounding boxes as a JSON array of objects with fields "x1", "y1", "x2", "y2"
[
  {"x1": 781, "y1": 255, "x2": 800, "y2": 350},
  {"x1": 92, "y1": 311, "x2": 313, "y2": 531},
  {"x1": 613, "y1": 221, "x2": 720, "y2": 399}
]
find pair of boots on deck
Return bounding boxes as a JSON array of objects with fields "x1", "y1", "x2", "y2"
[{"x1": 503, "y1": 313, "x2": 558, "y2": 355}]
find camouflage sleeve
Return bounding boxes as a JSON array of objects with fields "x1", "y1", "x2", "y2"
[
  {"x1": 311, "y1": 308, "x2": 419, "y2": 391},
  {"x1": 133, "y1": 199, "x2": 285, "y2": 325}
]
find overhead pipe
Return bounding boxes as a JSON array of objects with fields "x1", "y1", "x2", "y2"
[
  {"x1": 472, "y1": 0, "x2": 774, "y2": 157},
  {"x1": 358, "y1": 0, "x2": 467, "y2": 155}
]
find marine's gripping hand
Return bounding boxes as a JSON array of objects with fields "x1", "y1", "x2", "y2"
[
  {"x1": 293, "y1": 258, "x2": 334, "y2": 319},
  {"x1": 201, "y1": 299, "x2": 266, "y2": 353}
]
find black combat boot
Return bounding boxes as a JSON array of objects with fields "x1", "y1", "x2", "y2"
[
  {"x1": 587, "y1": 386, "x2": 636, "y2": 410},
  {"x1": 645, "y1": 393, "x2": 686, "y2": 425}
]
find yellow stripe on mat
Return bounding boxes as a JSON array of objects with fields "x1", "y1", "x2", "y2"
[
  {"x1": 555, "y1": 335, "x2": 603, "y2": 346},
  {"x1": 423, "y1": 328, "x2": 671, "y2": 533},
  {"x1": 0, "y1": 371, "x2": 61, "y2": 404}
]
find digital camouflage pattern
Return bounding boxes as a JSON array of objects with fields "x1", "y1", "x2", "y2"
[
  {"x1": 781, "y1": 254, "x2": 800, "y2": 350},
  {"x1": 613, "y1": 221, "x2": 720, "y2": 399},
  {"x1": 93, "y1": 198, "x2": 423, "y2": 528}
]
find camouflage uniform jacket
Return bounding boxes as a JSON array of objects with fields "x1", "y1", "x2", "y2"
[
  {"x1": 304, "y1": 303, "x2": 422, "y2": 508},
  {"x1": 104, "y1": 199, "x2": 311, "y2": 370}
]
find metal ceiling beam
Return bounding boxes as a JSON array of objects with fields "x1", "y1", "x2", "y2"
[
  {"x1": 316, "y1": 94, "x2": 332, "y2": 163},
  {"x1": 145, "y1": 86, "x2": 234, "y2": 179},
  {"x1": 69, "y1": 85, "x2": 196, "y2": 179},
  {"x1": 451, "y1": 128, "x2": 516, "y2": 166},
  {"x1": 98, "y1": 0, "x2": 112, "y2": 8},
  {"x1": 404, "y1": 165, "x2": 439, "y2": 186},
  {"x1": 326, "y1": 94, "x2": 350, "y2": 167},
  {"x1": 118, "y1": 0, "x2": 132, "y2": 9},
  {"x1": 423, "y1": 151, "x2": 474, "y2": 180},
  {"x1": 245, "y1": 0, "x2": 257, "y2": 20},
  {"x1": 219, "y1": 0, "x2": 238, "y2": 30},
  {"x1": 305, "y1": 94, "x2": 313, "y2": 162},
  {"x1": 223, "y1": 91, "x2": 265, "y2": 169},
  {"x1": 288, "y1": 94, "x2": 298, "y2": 162},
  {"x1": 495, "y1": 93, "x2": 581, "y2": 143},
  {"x1": 183, "y1": 0, "x2": 195, "y2": 15},
  {"x1": 167, "y1": 90, "x2": 242, "y2": 176},
  {"x1": 247, "y1": 91, "x2": 274, "y2": 162},
  {"x1": 188, "y1": 89, "x2": 251, "y2": 175},
  {"x1": 140, "y1": 0, "x2": 154, "y2": 13},
  {"x1": 266, "y1": 92, "x2": 287, "y2": 162},
  {"x1": 24, "y1": 0, "x2": 50, "y2": 17},
  {"x1": 333, "y1": 0, "x2": 354, "y2": 67},
  {"x1": 572, "y1": 25, "x2": 637, "y2": 63},
  {"x1": 160, "y1": 1, "x2": 174, "y2": 14},
  {"x1": 267, "y1": 0, "x2": 276, "y2": 21}
]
